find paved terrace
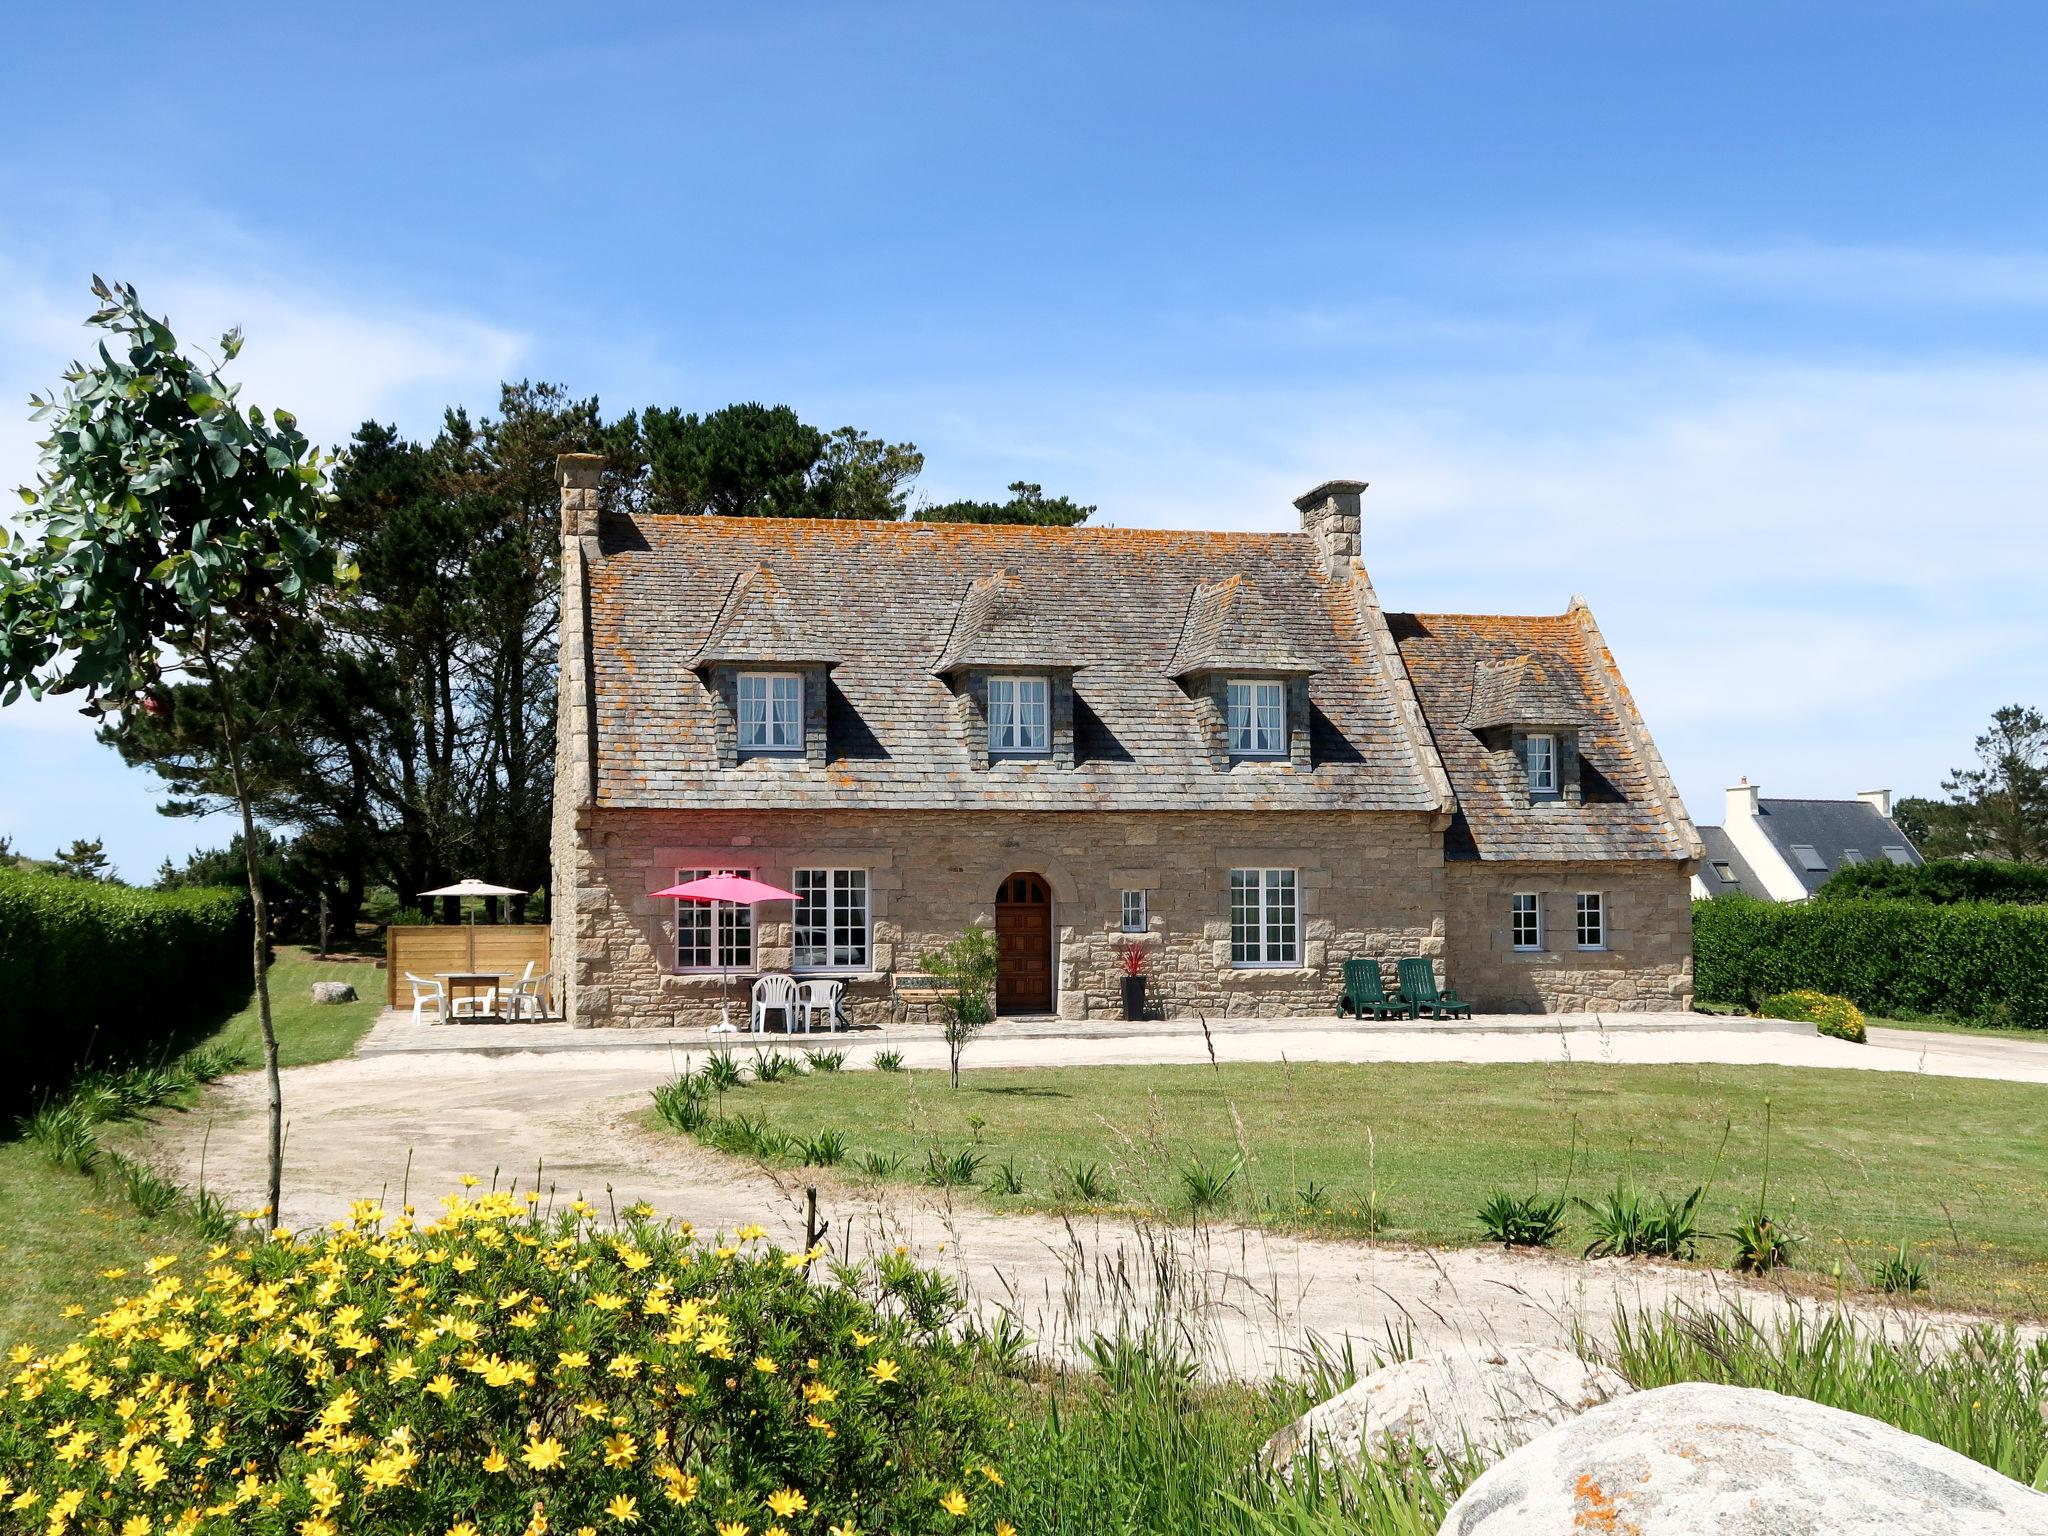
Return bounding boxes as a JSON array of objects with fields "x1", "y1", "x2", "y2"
[{"x1": 358, "y1": 1006, "x2": 2048, "y2": 1086}]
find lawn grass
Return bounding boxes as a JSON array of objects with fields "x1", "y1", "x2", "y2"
[
  {"x1": 0, "y1": 945, "x2": 381, "y2": 1350},
  {"x1": 191, "y1": 943, "x2": 384, "y2": 1070},
  {"x1": 677, "y1": 1057, "x2": 2048, "y2": 1319}
]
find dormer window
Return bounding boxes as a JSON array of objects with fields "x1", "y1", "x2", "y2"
[
  {"x1": 988, "y1": 675, "x2": 1050, "y2": 757},
  {"x1": 1227, "y1": 680, "x2": 1287, "y2": 757},
  {"x1": 737, "y1": 672, "x2": 803, "y2": 754},
  {"x1": 1526, "y1": 732, "x2": 1558, "y2": 794}
]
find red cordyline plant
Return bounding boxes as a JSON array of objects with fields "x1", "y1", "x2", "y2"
[{"x1": 1118, "y1": 938, "x2": 1150, "y2": 976}]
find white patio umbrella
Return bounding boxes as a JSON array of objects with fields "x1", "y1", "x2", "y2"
[{"x1": 418, "y1": 878, "x2": 527, "y2": 970}]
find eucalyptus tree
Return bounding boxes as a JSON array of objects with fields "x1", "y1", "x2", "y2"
[{"x1": 0, "y1": 278, "x2": 349, "y2": 1226}]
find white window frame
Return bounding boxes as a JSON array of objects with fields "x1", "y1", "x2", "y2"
[
  {"x1": 1526, "y1": 733, "x2": 1558, "y2": 794},
  {"x1": 1511, "y1": 892, "x2": 1543, "y2": 952},
  {"x1": 987, "y1": 674, "x2": 1051, "y2": 757},
  {"x1": 1226, "y1": 679, "x2": 1288, "y2": 758},
  {"x1": 1574, "y1": 891, "x2": 1606, "y2": 951},
  {"x1": 1229, "y1": 868, "x2": 1299, "y2": 967},
  {"x1": 792, "y1": 867, "x2": 871, "y2": 972},
  {"x1": 1120, "y1": 889, "x2": 1148, "y2": 934},
  {"x1": 675, "y1": 866, "x2": 755, "y2": 973},
  {"x1": 737, "y1": 671, "x2": 803, "y2": 754}
]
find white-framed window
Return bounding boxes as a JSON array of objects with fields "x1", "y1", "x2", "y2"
[
  {"x1": 1511, "y1": 892, "x2": 1543, "y2": 951},
  {"x1": 1226, "y1": 680, "x2": 1287, "y2": 757},
  {"x1": 1526, "y1": 733, "x2": 1558, "y2": 794},
  {"x1": 737, "y1": 672, "x2": 803, "y2": 753},
  {"x1": 1120, "y1": 889, "x2": 1148, "y2": 934},
  {"x1": 1229, "y1": 868, "x2": 1298, "y2": 966},
  {"x1": 793, "y1": 868, "x2": 870, "y2": 970},
  {"x1": 675, "y1": 866, "x2": 754, "y2": 971},
  {"x1": 988, "y1": 675, "x2": 1051, "y2": 756},
  {"x1": 1575, "y1": 891, "x2": 1606, "y2": 951}
]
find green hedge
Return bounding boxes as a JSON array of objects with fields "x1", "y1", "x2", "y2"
[
  {"x1": 0, "y1": 870, "x2": 249, "y2": 1114},
  {"x1": 1694, "y1": 895, "x2": 2048, "y2": 1028},
  {"x1": 1817, "y1": 858, "x2": 2048, "y2": 906}
]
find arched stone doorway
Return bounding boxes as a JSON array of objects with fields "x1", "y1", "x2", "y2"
[{"x1": 994, "y1": 872, "x2": 1054, "y2": 1013}]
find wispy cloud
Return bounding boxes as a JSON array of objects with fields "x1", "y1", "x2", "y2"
[{"x1": 1582, "y1": 236, "x2": 2048, "y2": 309}]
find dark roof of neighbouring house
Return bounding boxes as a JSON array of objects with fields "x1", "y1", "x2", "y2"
[
  {"x1": 1752, "y1": 797, "x2": 1924, "y2": 895},
  {"x1": 586, "y1": 514, "x2": 1446, "y2": 813},
  {"x1": 1695, "y1": 825, "x2": 1770, "y2": 899},
  {"x1": 1389, "y1": 608, "x2": 1698, "y2": 862}
]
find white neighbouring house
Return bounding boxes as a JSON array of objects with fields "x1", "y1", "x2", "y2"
[{"x1": 1690, "y1": 780, "x2": 1923, "y2": 903}]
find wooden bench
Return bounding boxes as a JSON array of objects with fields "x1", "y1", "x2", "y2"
[{"x1": 890, "y1": 972, "x2": 951, "y2": 1023}]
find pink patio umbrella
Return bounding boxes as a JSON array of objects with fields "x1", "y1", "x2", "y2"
[{"x1": 649, "y1": 872, "x2": 798, "y2": 1031}]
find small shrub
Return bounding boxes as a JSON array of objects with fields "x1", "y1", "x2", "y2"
[
  {"x1": 987, "y1": 1159, "x2": 1027, "y2": 1196},
  {"x1": 652, "y1": 1074, "x2": 711, "y2": 1132},
  {"x1": 1577, "y1": 1179, "x2": 1702, "y2": 1259},
  {"x1": 108, "y1": 1151, "x2": 183, "y2": 1218},
  {"x1": 23, "y1": 1098, "x2": 100, "y2": 1174},
  {"x1": 703, "y1": 1051, "x2": 747, "y2": 1092},
  {"x1": 708, "y1": 1112, "x2": 793, "y2": 1160},
  {"x1": 1875, "y1": 1241, "x2": 1929, "y2": 1294},
  {"x1": 752, "y1": 1048, "x2": 805, "y2": 1082},
  {"x1": 856, "y1": 1150, "x2": 906, "y2": 1180},
  {"x1": 1477, "y1": 1190, "x2": 1567, "y2": 1248},
  {"x1": 924, "y1": 1146, "x2": 986, "y2": 1188},
  {"x1": 1727, "y1": 1206, "x2": 1801, "y2": 1273},
  {"x1": 0, "y1": 1190, "x2": 1020, "y2": 1535},
  {"x1": 1760, "y1": 988, "x2": 1867, "y2": 1044},
  {"x1": 1061, "y1": 1162, "x2": 1117, "y2": 1202},
  {"x1": 1177, "y1": 1150, "x2": 1242, "y2": 1213},
  {"x1": 799, "y1": 1129, "x2": 850, "y2": 1166},
  {"x1": 873, "y1": 1049, "x2": 906, "y2": 1073},
  {"x1": 805, "y1": 1047, "x2": 847, "y2": 1072}
]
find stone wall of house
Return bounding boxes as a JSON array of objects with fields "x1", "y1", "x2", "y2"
[
  {"x1": 1441, "y1": 860, "x2": 1693, "y2": 1012},
  {"x1": 560, "y1": 808, "x2": 1449, "y2": 1027}
]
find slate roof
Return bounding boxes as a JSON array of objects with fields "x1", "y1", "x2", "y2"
[
  {"x1": 1462, "y1": 655, "x2": 1583, "y2": 730},
  {"x1": 1751, "y1": 797, "x2": 1924, "y2": 896},
  {"x1": 930, "y1": 568, "x2": 1067, "y2": 674},
  {"x1": 692, "y1": 563, "x2": 838, "y2": 669},
  {"x1": 1167, "y1": 576, "x2": 1317, "y2": 679},
  {"x1": 1695, "y1": 825, "x2": 1770, "y2": 900},
  {"x1": 587, "y1": 514, "x2": 1444, "y2": 813},
  {"x1": 1389, "y1": 609, "x2": 1696, "y2": 862}
]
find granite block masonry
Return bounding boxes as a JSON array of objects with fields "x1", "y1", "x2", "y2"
[{"x1": 551, "y1": 459, "x2": 1700, "y2": 1027}]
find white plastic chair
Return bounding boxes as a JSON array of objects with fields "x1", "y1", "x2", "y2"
[
  {"x1": 799, "y1": 979, "x2": 845, "y2": 1034},
  {"x1": 508, "y1": 965, "x2": 549, "y2": 1020},
  {"x1": 405, "y1": 972, "x2": 446, "y2": 1026},
  {"x1": 448, "y1": 974, "x2": 499, "y2": 1019},
  {"x1": 750, "y1": 973, "x2": 800, "y2": 1034}
]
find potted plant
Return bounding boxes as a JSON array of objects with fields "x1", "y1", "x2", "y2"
[{"x1": 1118, "y1": 939, "x2": 1150, "y2": 1021}]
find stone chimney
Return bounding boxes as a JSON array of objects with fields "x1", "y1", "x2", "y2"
[
  {"x1": 1857, "y1": 788, "x2": 1893, "y2": 820},
  {"x1": 1292, "y1": 479, "x2": 1367, "y2": 578},
  {"x1": 1726, "y1": 778, "x2": 1759, "y2": 823},
  {"x1": 558, "y1": 453, "x2": 603, "y2": 538}
]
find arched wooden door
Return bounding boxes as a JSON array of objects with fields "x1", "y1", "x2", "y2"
[{"x1": 994, "y1": 872, "x2": 1053, "y2": 1013}]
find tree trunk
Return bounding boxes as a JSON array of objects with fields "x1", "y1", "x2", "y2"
[{"x1": 209, "y1": 647, "x2": 284, "y2": 1230}]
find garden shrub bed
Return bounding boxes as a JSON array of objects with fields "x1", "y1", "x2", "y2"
[
  {"x1": 1693, "y1": 894, "x2": 2048, "y2": 1029},
  {"x1": 0, "y1": 870, "x2": 248, "y2": 1114},
  {"x1": 1758, "y1": 988, "x2": 1867, "y2": 1043},
  {"x1": 0, "y1": 1190, "x2": 1016, "y2": 1535}
]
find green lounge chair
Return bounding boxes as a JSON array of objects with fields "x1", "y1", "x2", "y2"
[
  {"x1": 1396, "y1": 957, "x2": 1473, "y2": 1020},
  {"x1": 1336, "y1": 959, "x2": 1409, "y2": 1020}
]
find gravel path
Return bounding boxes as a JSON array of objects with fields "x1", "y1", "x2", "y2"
[{"x1": 135, "y1": 1026, "x2": 2039, "y2": 1379}]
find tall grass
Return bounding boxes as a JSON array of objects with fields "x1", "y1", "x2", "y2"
[{"x1": 1608, "y1": 1303, "x2": 2048, "y2": 1487}]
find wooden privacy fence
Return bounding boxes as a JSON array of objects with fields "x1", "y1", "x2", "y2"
[{"x1": 385, "y1": 925, "x2": 551, "y2": 1008}]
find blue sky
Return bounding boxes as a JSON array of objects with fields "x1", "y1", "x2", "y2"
[{"x1": 4, "y1": 3, "x2": 2045, "y2": 878}]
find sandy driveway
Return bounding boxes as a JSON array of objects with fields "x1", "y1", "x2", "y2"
[{"x1": 136, "y1": 1020, "x2": 2045, "y2": 1379}]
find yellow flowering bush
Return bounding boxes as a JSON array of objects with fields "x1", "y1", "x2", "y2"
[
  {"x1": 1759, "y1": 988, "x2": 1867, "y2": 1043},
  {"x1": 0, "y1": 1190, "x2": 1019, "y2": 1535}
]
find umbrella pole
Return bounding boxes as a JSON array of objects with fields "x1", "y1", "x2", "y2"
[
  {"x1": 721, "y1": 899, "x2": 734, "y2": 1031},
  {"x1": 467, "y1": 905, "x2": 477, "y2": 971}
]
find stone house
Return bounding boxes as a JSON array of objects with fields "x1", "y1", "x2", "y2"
[{"x1": 551, "y1": 457, "x2": 1701, "y2": 1026}]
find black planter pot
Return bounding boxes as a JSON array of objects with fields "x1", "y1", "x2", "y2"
[{"x1": 1121, "y1": 975, "x2": 1148, "y2": 1022}]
